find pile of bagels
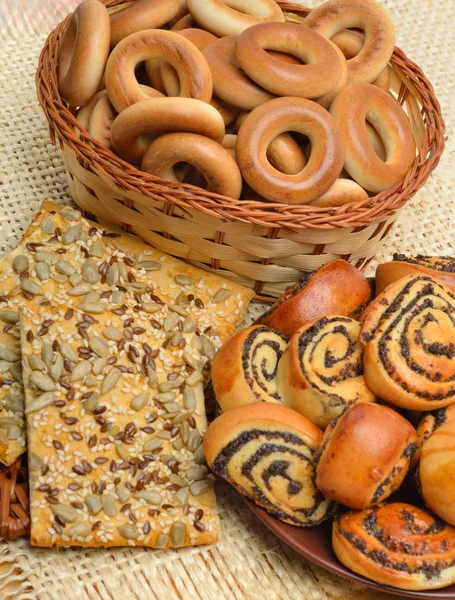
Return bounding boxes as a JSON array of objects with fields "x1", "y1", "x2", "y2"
[
  {"x1": 58, "y1": 0, "x2": 417, "y2": 206},
  {"x1": 204, "y1": 256, "x2": 455, "y2": 592}
]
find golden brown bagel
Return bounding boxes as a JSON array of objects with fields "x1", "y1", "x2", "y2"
[
  {"x1": 141, "y1": 132, "x2": 242, "y2": 199},
  {"x1": 313, "y1": 41, "x2": 348, "y2": 109},
  {"x1": 420, "y1": 417, "x2": 455, "y2": 526},
  {"x1": 376, "y1": 254, "x2": 455, "y2": 296},
  {"x1": 160, "y1": 28, "x2": 217, "y2": 97},
  {"x1": 221, "y1": 133, "x2": 237, "y2": 159},
  {"x1": 236, "y1": 97, "x2": 344, "y2": 204},
  {"x1": 210, "y1": 96, "x2": 242, "y2": 126},
  {"x1": 333, "y1": 503, "x2": 455, "y2": 590},
  {"x1": 109, "y1": 0, "x2": 179, "y2": 47},
  {"x1": 105, "y1": 29, "x2": 213, "y2": 113},
  {"x1": 331, "y1": 28, "x2": 390, "y2": 90},
  {"x1": 235, "y1": 23, "x2": 343, "y2": 99},
  {"x1": 110, "y1": 97, "x2": 225, "y2": 163},
  {"x1": 305, "y1": 0, "x2": 395, "y2": 85},
  {"x1": 87, "y1": 91, "x2": 117, "y2": 150},
  {"x1": 203, "y1": 36, "x2": 275, "y2": 110},
  {"x1": 204, "y1": 403, "x2": 336, "y2": 526},
  {"x1": 360, "y1": 275, "x2": 455, "y2": 411},
  {"x1": 330, "y1": 83, "x2": 415, "y2": 192},
  {"x1": 187, "y1": 0, "x2": 284, "y2": 37},
  {"x1": 58, "y1": 0, "x2": 110, "y2": 107},
  {"x1": 211, "y1": 325, "x2": 288, "y2": 412},
  {"x1": 310, "y1": 178, "x2": 368, "y2": 207},
  {"x1": 317, "y1": 403, "x2": 416, "y2": 508},
  {"x1": 259, "y1": 259, "x2": 371, "y2": 337},
  {"x1": 170, "y1": 13, "x2": 195, "y2": 30},
  {"x1": 236, "y1": 111, "x2": 307, "y2": 175},
  {"x1": 277, "y1": 317, "x2": 375, "y2": 428}
]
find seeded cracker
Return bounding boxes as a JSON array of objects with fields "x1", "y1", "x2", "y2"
[{"x1": 14, "y1": 201, "x2": 254, "y2": 547}]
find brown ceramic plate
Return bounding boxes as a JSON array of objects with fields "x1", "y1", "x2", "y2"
[{"x1": 245, "y1": 500, "x2": 455, "y2": 599}]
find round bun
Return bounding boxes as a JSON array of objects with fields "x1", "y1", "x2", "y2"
[
  {"x1": 259, "y1": 259, "x2": 371, "y2": 338},
  {"x1": 333, "y1": 503, "x2": 455, "y2": 590},
  {"x1": 211, "y1": 325, "x2": 288, "y2": 413},
  {"x1": 204, "y1": 403, "x2": 336, "y2": 526},
  {"x1": 420, "y1": 416, "x2": 455, "y2": 526},
  {"x1": 376, "y1": 254, "x2": 455, "y2": 295},
  {"x1": 277, "y1": 317, "x2": 375, "y2": 429},
  {"x1": 360, "y1": 275, "x2": 455, "y2": 410},
  {"x1": 316, "y1": 403, "x2": 417, "y2": 508}
]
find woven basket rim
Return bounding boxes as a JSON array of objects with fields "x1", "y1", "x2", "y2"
[{"x1": 36, "y1": 0, "x2": 446, "y2": 230}]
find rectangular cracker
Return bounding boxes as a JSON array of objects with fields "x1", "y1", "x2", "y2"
[{"x1": 13, "y1": 200, "x2": 253, "y2": 547}]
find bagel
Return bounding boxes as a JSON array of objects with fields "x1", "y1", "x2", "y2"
[
  {"x1": 109, "y1": 0, "x2": 180, "y2": 47},
  {"x1": 203, "y1": 36, "x2": 275, "y2": 110},
  {"x1": 187, "y1": 0, "x2": 284, "y2": 37},
  {"x1": 58, "y1": 0, "x2": 111, "y2": 106},
  {"x1": 105, "y1": 29, "x2": 213, "y2": 112},
  {"x1": 304, "y1": 0, "x2": 395, "y2": 85},
  {"x1": 87, "y1": 91, "x2": 117, "y2": 150},
  {"x1": 222, "y1": 134, "x2": 237, "y2": 159},
  {"x1": 170, "y1": 14, "x2": 195, "y2": 30},
  {"x1": 210, "y1": 96, "x2": 242, "y2": 126},
  {"x1": 330, "y1": 83, "x2": 415, "y2": 192},
  {"x1": 236, "y1": 111, "x2": 307, "y2": 175},
  {"x1": 236, "y1": 97, "x2": 344, "y2": 204},
  {"x1": 161, "y1": 28, "x2": 217, "y2": 97},
  {"x1": 331, "y1": 29, "x2": 390, "y2": 90},
  {"x1": 110, "y1": 97, "x2": 225, "y2": 163},
  {"x1": 310, "y1": 178, "x2": 369, "y2": 207},
  {"x1": 141, "y1": 132, "x2": 242, "y2": 198},
  {"x1": 235, "y1": 23, "x2": 343, "y2": 99},
  {"x1": 313, "y1": 41, "x2": 348, "y2": 109}
]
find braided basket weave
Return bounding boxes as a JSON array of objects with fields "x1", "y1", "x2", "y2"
[{"x1": 36, "y1": 0, "x2": 446, "y2": 299}]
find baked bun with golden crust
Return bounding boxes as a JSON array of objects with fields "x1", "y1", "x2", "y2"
[
  {"x1": 211, "y1": 325, "x2": 288, "y2": 413},
  {"x1": 316, "y1": 403, "x2": 417, "y2": 508},
  {"x1": 360, "y1": 275, "x2": 455, "y2": 411},
  {"x1": 204, "y1": 403, "x2": 336, "y2": 526},
  {"x1": 333, "y1": 503, "x2": 455, "y2": 591},
  {"x1": 420, "y1": 416, "x2": 455, "y2": 526},
  {"x1": 277, "y1": 316, "x2": 375, "y2": 429},
  {"x1": 258, "y1": 259, "x2": 371, "y2": 338},
  {"x1": 376, "y1": 254, "x2": 455, "y2": 295}
]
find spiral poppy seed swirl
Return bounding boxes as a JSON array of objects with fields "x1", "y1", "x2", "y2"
[
  {"x1": 361, "y1": 275, "x2": 455, "y2": 410},
  {"x1": 277, "y1": 316, "x2": 375, "y2": 429},
  {"x1": 203, "y1": 404, "x2": 336, "y2": 527},
  {"x1": 333, "y1": 503, "x2": 455, "y2": 590}
]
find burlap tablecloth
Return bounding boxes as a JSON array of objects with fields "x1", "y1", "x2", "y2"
[{"x1": 0, "y1": 1, "x2": 453, "y2": 598}]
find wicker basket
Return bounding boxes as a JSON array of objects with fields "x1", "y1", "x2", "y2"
[{"x1": 36, "y1": 0, "x2": 446, "y2": 300}]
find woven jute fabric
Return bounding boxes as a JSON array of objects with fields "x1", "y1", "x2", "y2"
[{"x1": 0, "y1": 1, "x2": 453, "y2": 599}]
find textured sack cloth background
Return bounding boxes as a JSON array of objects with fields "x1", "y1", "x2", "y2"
[{"x1": 0, "y1": 1, "x2": 453, "y2": 599}]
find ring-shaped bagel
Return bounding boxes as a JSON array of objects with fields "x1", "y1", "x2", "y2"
[
  {"x1": 161, "y1": 28, "x2": 218, "y2": 97},
  {"x1": 304, "y1": 0, "x2": 395, "y2": 84},
  {"x1": 313, "y1": 41, "x2": 348, "y2": 109},
  {"x1": 187, "y1": 0, "x2": 284, "y2": 37},
  {"x1": 235, "y1": 23, "x2": 343, "y2": 98},
  {"x1": 332, "y1": 29, "x2": 390, "y2": 91},
  {"x1": 236, "y1": 97, "x2": 344, "y2": 204},
  {"x1": 310, "y1": 178, "x2": 368, "y2": 207},
  {"x1": 203, "y1": 36, "x2": 275, "y2": 110},
  {"x1": 210, "y1": 96, "x2": 242, "y2": 126},
  {"x1": 110, "y1": 97, "x2": 225, "y2": 163},
  {"x1": 222, "y1": 134, "x2": 237, "y2": 159},
  {"x1": 141, "y1": 132, "x2": 243, "y2": 199},
  {"x1": 109, "y1": 0, "x2": 179, "y2": 47},
  {"x1": 236, "y1": 112, "x2": 307, "y2": 175},
  {"x1": 330, "y1": 83, "x2": 415, "y2": 192},
  {"x1": 171, "y1": 14, "x2": 196, "y2": 30},
  {"x1": 58, "y1": 0, "x2": 111, "y2": 106},
  {"x1": 105, "y1": 29, "x2": 213, "y2": 113}
]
